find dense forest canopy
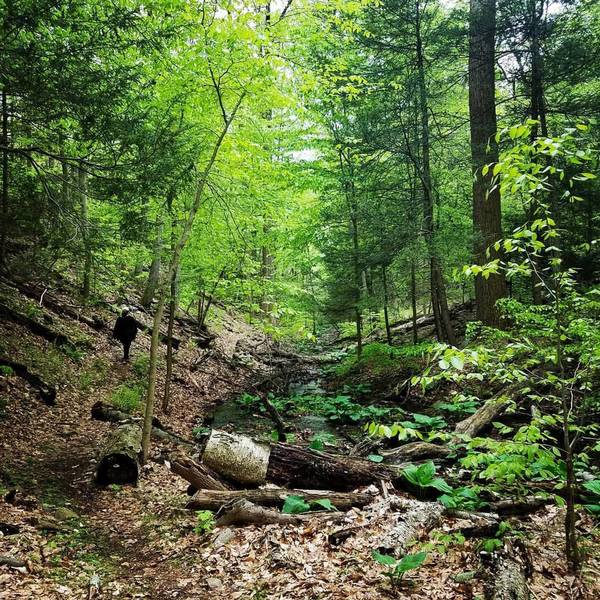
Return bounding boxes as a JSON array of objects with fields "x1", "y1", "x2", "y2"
[
  {"x1": 1, "y1": 0, "x2": 600, "y2": 595},
  {"x1": 1, "y1": 0, "x2": 598, "y2": 340}
]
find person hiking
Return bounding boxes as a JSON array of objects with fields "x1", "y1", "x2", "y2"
[{"x1": 113, "y1": 306, "x2": 138, "y2": 360}]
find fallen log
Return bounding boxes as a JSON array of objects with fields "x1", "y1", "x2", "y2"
[
  {"x1": 7, "y1": 280, "x2": 105, "y2": 331},
  {"x1": 186, "y1": 487, "x2": 374, "y2": 511},
  {"x1": 487, "y1": 496, "x2": 547, "y2": 516},
  {"x1": 214, "y1": 498, "x2": 345, "y2": 527},
  {"x1": 0, "y1": 554, "x2": 26, "y2": 569},
  {"x1": 0, "y1": 302, "x2": 81, "y2": 348},
  {"x1": 0, "y1": 358, "x2": 57, "y2": 405},
  {"x1": 454, "y1": 390, "x2": 516, "y2": 438},
  {"x1": 201, "y1": 430, "x2": 397, "y2": 491},
  {"x1": 490, "y1": 555, "x2": 530, "y2": 600},
  {"x1": 91, "y1": 401, "x2": 193, "y2": 448},
  {"x1": 169, "y1": 455, "x2": 233, "y2": 492},
  {"x1": 381, "y1": 442, "x2": 451, "y2": 462},
  {"x1": 95, "y1": 424, "x2": 142, "y2": 486},
  {"x1": 375, "y1": 496, "x2": 445, "y2": 556}
]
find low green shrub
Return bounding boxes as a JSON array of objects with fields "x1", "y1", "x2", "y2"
[{"x1": 110, "y1": 383, "x2": 143, "y2": 413}]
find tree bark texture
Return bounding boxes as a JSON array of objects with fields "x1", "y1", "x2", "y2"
[{"x1": 469, "y1": 0, "x2": 507, "y2": 326}]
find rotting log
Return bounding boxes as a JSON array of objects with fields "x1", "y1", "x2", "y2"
[
  {"x1": 214, "y1": 498, "x2": 346, "y2": 527},
  {"x1": 186, "y1": 487, "x2": 375, "y2": 511},
  {"x1": 0, "y1": 358, "x2": 57, "y2": 405},
  {"x1": 169, "y1": 455, "x2": 233, "y2": 492},
  {"x1": 95, "y1": 424, "x2": 142, "y2": 486},
  {"x1": 200, "y1": 430, "x2": 397, "y2": 491},
  {"x1": 490, "y1": 555, "x2": 530, "y2": 600},
  {"x1": 91, "y1": 401, "x2": 193, "y2": 448},
  {"x1": 487, "y1": 496, "x2": 547, "y2": 516},
  {"x1": 454, "y1": 393, "x2": 512, "y2": 437},
  {"x1": 374, "y1": 496, "x2": 445, "y2": 556}
]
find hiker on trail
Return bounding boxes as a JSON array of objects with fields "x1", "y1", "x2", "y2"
[{"x1": 113, "y1": 307, "x2": 138, "y2": 360}]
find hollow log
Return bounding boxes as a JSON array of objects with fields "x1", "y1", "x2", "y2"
[
  {"x1": 214, "y1": 499, "x2": 345, "y2": 527},
  {"x1": 186, "y1": 487, "x2": 374, "y2": 511},
  {"x1": 95, "y1": 424, "x2": 142, "y2": 486},
  {"x1": 200, "y1": 431, "x2": 398, "y2": 491},
  {"x1": 91, "y1": 401, "x2": 193, "y2": 448},
  {"x1": 0, "y1": 358, "x2": 57, "y2": 405},
  {"x1": 170, "y1": 455, "x2": 233, "y2": 492}
]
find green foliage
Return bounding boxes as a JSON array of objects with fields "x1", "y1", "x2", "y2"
[
  {"x1": 422, "y1": 531, "x2": 466, "y2": 555},
  {"x1": 0, "y1": 366, "x2": 14, "y2": 377},
  {"x1": 335, "y1": 342, "x2": 433, "y2": 378},
  {"x1": 237, "y1": 391, "x2": 400, "y2": 425},
  {"x1": 372, "y1": 550, "x2": 428, "y2": 588},
  {"x1": 194, "y1": 511, "x2": 215, "y2": 534},
  {"x1": 434, "y1": 394, "x2": 479, "y2": 416},
  {"x1": 582, "y1": 480, "x2": 600, "y2": 515},
  {"x1": 438, "y1": 487, "x2": 487, "y2": 511},
  {"x1": 402, "y1": 462, "x2": 452, "y2": 494},
  {"x1": 132, "y1": 354, "x2": 150, "y2": 379},
  {"x1": 281, "y1": 495, "x2": 337, "y2": 514},
  {"x1": 109, "y1": 384, "x2": 143, "y2": 414}
]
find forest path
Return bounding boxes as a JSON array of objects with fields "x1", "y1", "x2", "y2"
[{"x1": 0, "y1": 283, "x2": 278, "y2": 598}]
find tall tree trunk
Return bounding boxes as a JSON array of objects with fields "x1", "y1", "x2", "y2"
[
  {"x1": 141, "y1": 91, "x2": 246, "y2": 463},
  {"x1": 529, "y1": 0, "x2": 548, "y2": 139},
  {"x1": 469, "y1": 0, "x2": 507, "y2": 326},
  {"x1": 411, "y1": 260, "x2": 418, "y2": 344},
  {"x1": 350, "y1": 213, "x2": 362, "y2": 357},
  {"x1": 415, "y1": 0, "x2": 457, "y2": 345},
  {"x1": 141, "y1": 218, "x2": 163, "y2": 309},
  {"x1": 0, "y1": 90, "x2": 8, "y2": 268},
  {"x1": 528, "y1": 0, "x2": 547, "y2": 305},
  {"x1": 162, "y1": 217, "x2": 179, "y2": 414},
  {"x1": 79, "y1": 168, "x2": 92, "y2": 300},
  {"x1": 382, "y1": 266, "x2": 392, "y2": 345}
]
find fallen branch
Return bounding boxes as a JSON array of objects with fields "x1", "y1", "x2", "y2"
[
  {"x1": 0, "y1": 302, "x2": 77, "y2": 347},
  {"x1": 186, "y1": 487, "x2": 375, "y2": 511},
  {"x1": 381, "y1": 442, "x2": 451, "y2": 461},
  {"x1": 214, "y1": 498, "x2": 346, "y2": 527},
  {"x1": 0, "y1": 554, "x2": 26, "y2": 569}
]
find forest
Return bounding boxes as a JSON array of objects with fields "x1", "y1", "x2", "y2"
[{"x1": 0, "y1": 0, "x2": 599, "y2": 598}]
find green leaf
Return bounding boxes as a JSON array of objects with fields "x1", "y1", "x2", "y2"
[
  {"x1": 282, "y1": 495, "x2": 311, "y2": 514},
  {"x1": 372, "y1": 549, "x2": 397, "y2": 566},
  {"x1": 311, "y1": 498, "x2": 336, "y2": 511},
  {"x1": 396, "y1": 551, "x2": 428, "y2": 574},
  {"x1": 368, "y1": 454, "x2": 384, "y2": 463}
]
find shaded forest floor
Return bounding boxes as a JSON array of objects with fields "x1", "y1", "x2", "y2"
[{"x1": 0, "y1": 278, "x2": 599, "y2": 599}]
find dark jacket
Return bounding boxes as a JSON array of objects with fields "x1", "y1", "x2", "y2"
[{"x1": 113, "y1": 314, "x2": 138, "y2": 344}]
